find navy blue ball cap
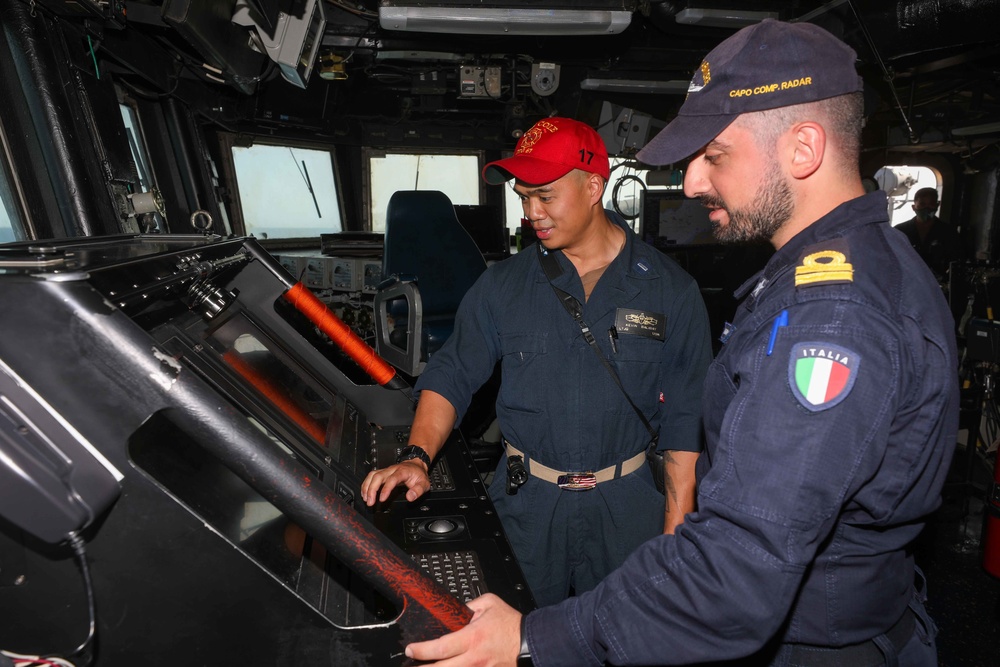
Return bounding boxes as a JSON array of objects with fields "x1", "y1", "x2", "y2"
[{"x1": 637, "y1": 19, "x2": 863, "y2": 166}]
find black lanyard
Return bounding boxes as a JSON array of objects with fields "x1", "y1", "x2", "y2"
[{"x1": 536, "y1": 244, "x2": 659, "y2": 446}]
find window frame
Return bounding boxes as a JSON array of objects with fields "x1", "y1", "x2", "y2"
[
  {"x1": 227, "y1": 137, "x2": 347, "y2": 242},
  {"x1": 875, "y1": 165, "x2": 943, "y2": 227},
  {"x1": 0, "y1": 116, "x2": 31, "y2": 243},
  {"x1": 362, "y1": 147, "x2": 486, "y2": 231},
  {"x1": 118, "y1": 99, "x2": 167, "y2": 233}
]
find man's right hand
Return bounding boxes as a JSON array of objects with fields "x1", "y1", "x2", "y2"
[
  {"x1": 363, "y1": 389, "x2": 456, "y2": 506},
  {"x1": 361, "y1": 460, "x2": 431, "y2": 506}
]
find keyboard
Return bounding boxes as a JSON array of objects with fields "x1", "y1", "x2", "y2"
[{"x1": 413, "y1": 550, "x2": 487, "y2": 603}]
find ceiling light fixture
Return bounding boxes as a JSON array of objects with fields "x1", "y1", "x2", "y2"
[
  {"x1": 581, "y1": 78, "x2": 689, "y2": 94},
  {"x1": 952, "y1": 121, "x2": 1000, "y2": 137},
  {"x1": 378, "y1": 7, "x2": 632, "y2": 35},
  {"x1": 675, "y1": 8, "x2": 779, "y2": 28}
]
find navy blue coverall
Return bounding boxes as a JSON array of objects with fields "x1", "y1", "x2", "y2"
[
  {"x1": 525, "y1": 192, "x2": 959, "y2": 664},
  {"x1": 415, "y1": 211, "x2": 712, "y2": 606}
]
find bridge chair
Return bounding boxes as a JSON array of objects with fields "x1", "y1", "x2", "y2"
[{"x1": 374, "y1": 190, "x2": 487, "y2": 377}]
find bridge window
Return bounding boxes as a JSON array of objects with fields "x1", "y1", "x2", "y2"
[
  {"x1": 874, "y1": 165, "x2": 942, "y2": 226},
  {"x1": 0, "y1": 181, "x2": 20, "y2": 243},
  {"x1": 119, "y1": 103, "x2": 165, "y2": 233},
  {"x1": 367, "y1": 152, "x2": 480, "y2": 231},
  {"x1": 232, "y1": 144, "x2": 343, "y2": 239},
  {"x1": 0, "y1": 124, "x2": 25, "y2": 242}
]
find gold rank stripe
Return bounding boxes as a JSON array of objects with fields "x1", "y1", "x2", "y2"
[
  {"x1": 795, "y1": 267, "x2": 854, "y2": 286},
  {"x1": 794, "y1": 250, "x2": 854, "y2": 286}
]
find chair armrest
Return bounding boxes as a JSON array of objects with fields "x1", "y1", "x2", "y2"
[{"x1": 373, "y1": 280, "x2": 425, "y2": 376}]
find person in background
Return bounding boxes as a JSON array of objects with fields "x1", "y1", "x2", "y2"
[
  {"x1": 405, "y1": 19, "x2": 958, "y2": 667},
  {"x1": 894, "y1": 186, "x2": 961, "y2": 280},
  {"x1": 362, "y1": 117, "x2": 712, "y2": 606}
]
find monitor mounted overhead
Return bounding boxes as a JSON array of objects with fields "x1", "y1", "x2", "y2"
[
  {"x1": 597, "y1": 102, "x2": 665, "y2": 157},
  {"x1": 232, "y1": 0, "x2": 327, "y2": 89}
]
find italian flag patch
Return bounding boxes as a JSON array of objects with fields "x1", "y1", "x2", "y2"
[{"x1": 789, "y1": 342, "x2": 860, "y2": 412}]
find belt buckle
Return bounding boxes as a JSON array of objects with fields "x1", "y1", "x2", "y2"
[{"x1": 557, "y1": 472, "x2": 597, "y2": 491}]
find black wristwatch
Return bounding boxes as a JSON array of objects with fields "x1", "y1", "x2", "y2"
[
  {"x1": 517, "y1": 614, "x2": 533, "y2": 667},
  {"x1": 396, "y1": 444, "x2": 432, "y2": 470}
]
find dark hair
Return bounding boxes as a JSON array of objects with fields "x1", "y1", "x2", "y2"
[
  {"x1": 914, "y1": 187, "x2": 939, "y2": 205},
  {"x1": 736, "y1": 92, "x2": 864, "y2": 175}
]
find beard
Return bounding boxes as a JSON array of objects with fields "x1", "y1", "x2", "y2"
[{"x1": 702, "y1": 161, "x2": 794, "y2": 244}]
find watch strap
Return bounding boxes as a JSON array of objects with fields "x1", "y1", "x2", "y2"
[
  {"x1": 396, "y1": 444, "x2": 432, "y2": 469},
  {"x1": 517, "y1": 614, "x2": 532, "y2": 666}
]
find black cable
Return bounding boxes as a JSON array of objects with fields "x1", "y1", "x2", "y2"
[
  {"x1": 118, "y1": 74, "x2": 181, "y2": 101},
  {"x1": 846, "y1": 0, "x2": 917, "y2": 143},
  {"x1": 341, "y1": 20, "x2": 379, "y2": 66},
  {"x1": 44, "y1": 532, "x2": 96, "y2": 666},
  {"x1": 611, "y1": 173, "x2": 646, "y2": 221}
]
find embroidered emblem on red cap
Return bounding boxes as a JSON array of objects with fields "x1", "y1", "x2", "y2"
[
  {"x1": 515, "y1": 120, "x2": 559, "y2": 156},
  {"x1": 482, "y1": 117, "x2": 610, "y2": 184}
]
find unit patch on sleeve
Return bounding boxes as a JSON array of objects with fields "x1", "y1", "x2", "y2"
[
  {"x1": 615, "y1": 308, "x2": 666, "y2": 341},
  {"x1": 788, "y1": 342, "x2": 860, "y2": 412},
  {"x1": 794, "y1": 238, "x2": 853, "y2": 288}
]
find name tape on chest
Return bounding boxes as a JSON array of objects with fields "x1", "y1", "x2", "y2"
[
  {"x1": 788, "y1": 342, "x2": 860, "y2": 411},
  {"x1": 615, "y1": 308, "x2": 666, "y2": 341}
]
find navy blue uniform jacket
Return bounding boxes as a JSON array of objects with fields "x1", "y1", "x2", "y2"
[{"x1": 525, "y1": 192, "x2": 959, "y2": 663}]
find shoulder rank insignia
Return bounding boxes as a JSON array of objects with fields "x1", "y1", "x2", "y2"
[
  {"x1": 788, "y1": 342, "x2": 860, "y2": 412},
  {"x1": 794, "y1": 238, "x2": 853, "y2": 288}
]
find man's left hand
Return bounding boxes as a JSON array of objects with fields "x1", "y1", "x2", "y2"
[{"x1": 405, "y1": 593, "x2": 522, "y2": 666}]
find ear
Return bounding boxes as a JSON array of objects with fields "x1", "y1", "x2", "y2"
[
  {"x1": 585, "y1": 173, "x2": 606, "y2": 205},
  {"x1": 787, "y1": 121, "x2": 825, "y2": 180}
]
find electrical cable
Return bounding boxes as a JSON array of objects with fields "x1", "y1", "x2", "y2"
[
  {"x1": 611, "y1": 173, "x2": 646, "y2": 221},
  {"x1": 117, "y1": 74, "x2": 181, "y2": 101},
  {"x1": 56, "y1": 532, "x2": 96, "y2": 665},
  {"x1": 1, "y1": 532, "x2": 94, "y2": 667},
  {"x1": 340, "y1": 20, "x2": 379, "y2": 65},
  {"x1": 846, "y1": 0, "x2": 917, "y2": 143},
  {"x1": 85, "y1": 35, "x2": 99, "y2": 80},
  {"x1": 2, "y1": 653, "x2": 76, "y2": 667}
]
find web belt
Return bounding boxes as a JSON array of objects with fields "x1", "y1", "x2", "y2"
[{"x1": 504, "y1": 441, "x2": 645, "y2": 491}]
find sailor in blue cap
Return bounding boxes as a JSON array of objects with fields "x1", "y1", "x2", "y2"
[{"x1": 408, "y1": 19, "x2": 958, "y2": 667}]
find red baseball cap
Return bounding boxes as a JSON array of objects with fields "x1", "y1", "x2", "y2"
[{"x1": 482, "y1": 117, "x2": 610, "y2": 186}]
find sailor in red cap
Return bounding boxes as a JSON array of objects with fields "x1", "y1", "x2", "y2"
[{"x1": 363, "y1": 115, "x2": 711, "y2": 611}]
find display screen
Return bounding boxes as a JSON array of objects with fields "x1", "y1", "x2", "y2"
[
  {"x1": 640, "y1": 190, "x2": 717, "y2": 247},
  {"x1": 190, "y1": 312, "x2": 370, "y2": 477},
  {"x1": 453, "y1": 204, "x2": 509, "y2": 260}
]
